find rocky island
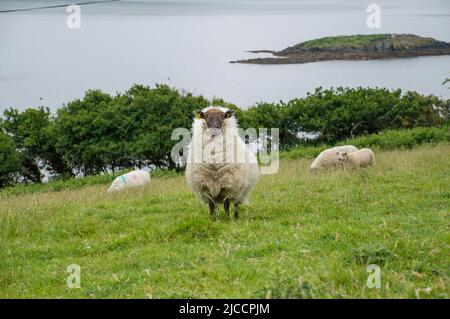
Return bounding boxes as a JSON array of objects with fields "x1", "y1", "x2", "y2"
[{"x1": 231, "y1": 34, "x2": 450, "y2": 64}]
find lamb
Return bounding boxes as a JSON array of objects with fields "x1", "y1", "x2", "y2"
[
  {"x1": 185, "y1": 106, "x2": 259, "y2": 219},
  {"x1": 107, "y1": 170, "x2": 150, "y2": 193},
  {"x1": 310, "y1": 145, "x2": 358, "y2": 171},
  {"x1": 337, "y1": 148, "x2": 375, "y2": 169}
]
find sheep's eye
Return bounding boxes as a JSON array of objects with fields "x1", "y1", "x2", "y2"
[{"x1": 225, "y1": 111, "x2": 234, "y2": 118}]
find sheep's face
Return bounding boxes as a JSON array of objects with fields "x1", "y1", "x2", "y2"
[
  {"x1": 336, "y1": 151, "x2": 348, "y2": 162},
  {"x1": 196, "y1": 108, "x2": 235, "y2": 135}
]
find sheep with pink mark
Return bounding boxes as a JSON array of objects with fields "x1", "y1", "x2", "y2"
[{"x1": 107, "y1": 170, "x2": 150, "y2": 193}]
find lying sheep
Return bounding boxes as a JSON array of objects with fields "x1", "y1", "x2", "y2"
[
  {"x1": 185, "y1": 106, "x2": 259, "y2": 219},
  {"x1": 337, "y1": 148, "x2": 375, "y2": 169},
  {"x1": 107, "y1": 170, "x2": 150, "y2": 193},
  {"x1": 310, "y1": 145, "x2": 358, "y2": 171}
]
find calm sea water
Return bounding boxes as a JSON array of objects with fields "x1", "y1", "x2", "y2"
[{"x1": 0, "y1": 0, "x2": 449, "y2": 111}]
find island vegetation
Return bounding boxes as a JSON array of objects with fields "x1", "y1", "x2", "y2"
[{"x1": 231, "y1": 34, "x2": 450, "y2": 64}]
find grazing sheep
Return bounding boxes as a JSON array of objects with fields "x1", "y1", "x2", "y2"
[
  {"x1": 107, "y1": 170, "x2": 150, "y2": 193},
  {"x1": 310, "y1": 145, "x2": 358, "y2": 171},
  {"x1": 337, "y1": 148, "x2": 375, "y2": 169},
  {"x1": 185, "y1": 106, "x2": 259, "y2": 219}
]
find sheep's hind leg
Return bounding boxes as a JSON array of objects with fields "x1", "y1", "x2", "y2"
[
  {"x1": 224, "y1": 199, "x2": 230, "y2": 217},
  {"x1": 234, "y1": 202, "x2": 239, "y2": 219},
  {"x1": 208, "y1": 200, "x2": 217, "y2": 218}
]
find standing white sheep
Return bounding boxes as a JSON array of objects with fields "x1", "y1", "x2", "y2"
[
  {"x1": 310, "y1": 145, "x2": 358, "y2": 171},
  {"x1": 337, "y1": 148, "x2": 375, "y2": 169},
  {"x1": 185, "y1": 106, "x2": 259, "y2": 218},
  {"x1": 107, "y1": 170, "x2": 150, "y2": 193}
]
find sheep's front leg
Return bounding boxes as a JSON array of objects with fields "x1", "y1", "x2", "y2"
[
  {"x1": 234, "y1": 202, "x2": 239, "y2": 219},
  {"x1": 224, "y1": 199, "x2": 230, "y2": 216},
  {"x1": 208, "y1": 200, "x2": 216, "y2": 217}
]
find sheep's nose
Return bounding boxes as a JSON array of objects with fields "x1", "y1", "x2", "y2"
[
  {"x1": 209, "y1": 123, "x2": 221, "y2": 129},
  {"x1": 207, "y1": 128, "x2": 221, "y2": 136}
]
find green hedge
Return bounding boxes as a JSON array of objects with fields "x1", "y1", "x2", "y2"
[
  {"x1": 282, "y1": 126, "x2": 450, "y2": 160},
  {"x1": 346, "y1": 126, "x2": 450, "y2": 150}
]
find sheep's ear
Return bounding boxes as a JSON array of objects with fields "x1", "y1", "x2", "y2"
[
  {"x1": 225, "y1": 110, "x2": 235, "y2": 118},
  {"x1": 194, "y1": 110, "x2": 204, "y2": 119}
]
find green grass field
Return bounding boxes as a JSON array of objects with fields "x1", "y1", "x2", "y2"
[{"x1": 0, "y1": 144, "x2": 449, "y2": 298}]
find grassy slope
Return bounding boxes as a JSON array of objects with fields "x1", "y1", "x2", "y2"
[{"x1": 0, "y1": 144, "x2": 449, "y2": 298}]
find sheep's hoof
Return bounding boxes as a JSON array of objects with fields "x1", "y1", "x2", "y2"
[
  {"x1": 224, "y1": 199, "x2": 231, "y2": 217},
  {"x1": 234, "y1": 203, "x2": 239, "y2": 219},
  {"x1": 208, "y1": 201, "x2": 217, "y2": 218}
]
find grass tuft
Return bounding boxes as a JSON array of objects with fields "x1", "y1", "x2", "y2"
[
  {"x1": 350, "y1": 245, "x2": 395, "y2": 266},
  {"x1": 166, "y1": 218, "x2": 223, "y2": 242}
]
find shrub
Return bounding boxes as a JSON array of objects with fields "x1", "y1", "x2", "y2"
[
  {"x1": 285, "y1": 87, "x2": 449, "y2": 144},
  {"x1": 346, "y1": 126, "x2": 450, "y2": 150},
  {"x1": 0, "y1": 131, "x2": 22, "y2": 187}
]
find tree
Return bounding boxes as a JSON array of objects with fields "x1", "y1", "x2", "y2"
[
  {"x1": 1, "y1": 106, "x2": 71, "y2": 181},
  {"x1": 238, "y1": 102, "x2": 298, "y2": 149},
  {"x1": 124, "y1": 84, "x2": 209, "y2": 169},
  {"x1": 286, "y1": 87, "x2": 449, "y2": 144},
  {"x1": 54, "y1": 90, "x2": 116, "y2": 175},
  {"x1": 0, "y1": 131, "x2": 22, "y2": 188},
  {"x1": 54, "y1": 85, "x2": 208, "y2": 175}
]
